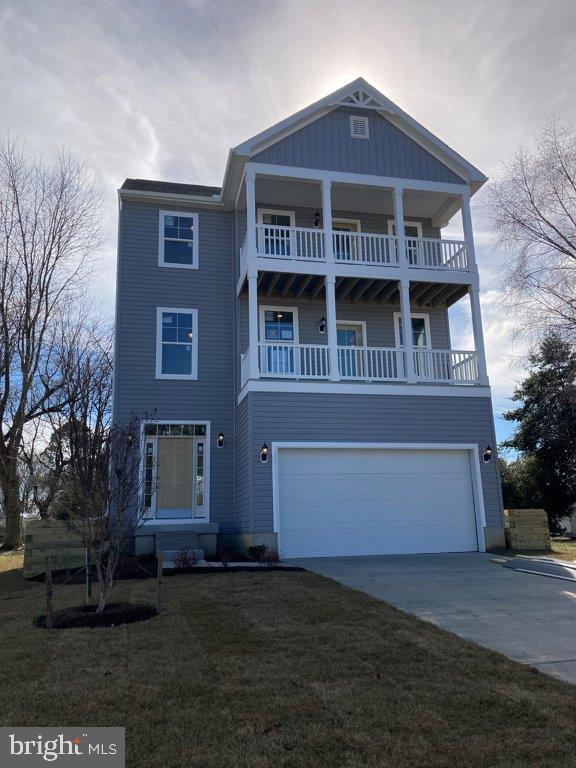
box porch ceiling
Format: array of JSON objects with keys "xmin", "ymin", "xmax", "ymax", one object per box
[{"xmin": 243, "ymin": 272, "xmax": 468, "ymax": 308}]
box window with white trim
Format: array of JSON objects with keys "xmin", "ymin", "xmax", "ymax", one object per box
[
  {"xmin": 159, "ymin": 210, "xmax": 199, "ymax": 268},
  {"xmin": 156, "ymin": 307, "xmax": 198, "ymax": 379}
]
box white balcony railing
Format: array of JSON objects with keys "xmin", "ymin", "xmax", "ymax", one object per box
[
  {"xmin": 249, "ymin": 344, "xmax": 479, "ymax": 384},
  {"xmin": 258, "ymin": 343, "xmax": 331, "ymax": 378},
  {"xmin": 333, "ymin": 232, "xmax": 398, "ymax": 266},
  {"xmin": 406, "ymin": 237, "xmax": 469, "ymax": 270},
  {"xmin": 338, "ymin": 346, "xmax": 405, "ymax": 381},
  {"xmin": 255, "ymin": 225, "xmax": 325, "ymax": 261},
  {"xmin": 413, "ymin": 349, "xmax": 479, "ymax": 383},
  {"xmin": 245, "ymin": 225, "xmax": 469, "ymax": 272}
]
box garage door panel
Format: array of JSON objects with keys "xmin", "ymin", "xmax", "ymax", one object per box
[{"xmin": 277, "ymin": 448, "xmax": 478, "ymax": 558}]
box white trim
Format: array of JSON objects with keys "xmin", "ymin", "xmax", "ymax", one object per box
[
  {"xmin": 120, "ymin": 188, "xmax": 223, "ymax": 208},
  {"xmin": 337, "ymin": 320, "xmax": 367, "ymax": 346},
  {"xmin": 350, "ymin": 114, "xmax": 369, "ymax": 139},
  {"xmin": 271, "ymin": 441, "xmax": 487, "ymax": 556},
  {"xmin": 257, "ymin": 208, "xmax": 296, "ymax": 226},
  {"xmin": 246, "ymin": 161, "xmax": 467, "ymax": 195},
  {"xmin": 139, "ymin": 420, "xmax": 211, "ymax": 521},
  {"xmin": 158, "ymin": 210, "xmax": 199, "ymax": 270},
  {"xmin": 332, "ymin": 218, "xmax": 362, "ymax": 232},
  {"xmin": 387, "ymin": 219, "xmax": 424, "ymax": 238},
  {"xmin": 155, "ymin": 307, "xmax": 199, "ymax": 380},
  {"xmin": 259, "ymin": 304, "xmax": 300, "ymax": 345},
  {"xmin": 393, "ymin": 312, "xmax": 431, "ymax": 349},
  {"xmin": 237, "ymin": 378, "xmax": 492, "ymax": 401}
]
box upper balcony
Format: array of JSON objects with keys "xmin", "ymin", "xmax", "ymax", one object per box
[
  {"xmin": 240, "ymin": 225, "xmax": 469, "ymax": 274},
  {"xmin": 237, "ymin": 162, "xmax": 478, "ymax": 289}
]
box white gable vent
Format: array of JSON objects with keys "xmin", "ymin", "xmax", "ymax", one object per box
[{"xmin": 350, "ymin": 115, "xmax": 369, "ymax": 139}]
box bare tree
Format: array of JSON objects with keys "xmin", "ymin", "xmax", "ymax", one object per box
[
  {"xmin": 0, "ymin": 136, "xmax": 103, "ymax": 548},
  {"xmin": 486, "ymin": 116, "xmax": 576, "ymax": 342}
]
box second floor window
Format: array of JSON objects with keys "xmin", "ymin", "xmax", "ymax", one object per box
[
  {"xmin": 159, "ymin": 210, "xmax": 199, "ymax": 268},
  {"xmin": 156, "ymin": 307, "xmax": 198, "ymax": 379}
]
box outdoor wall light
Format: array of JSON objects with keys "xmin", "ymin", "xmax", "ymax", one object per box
[
  {"xmin": 313, "ymin": 210, "xmax": 320, "ymax": 228},
  {"xmin": 318, "ymin": 315, "xmax": 326, "ymax": 334},
  {"xmin": 260, "ymin": 443, "xmax": 269, "ymax": 463},
  {"xmin": 483, "ymin": 444, "xmax": 493, "ymax": 463},
  {"xmin": 217, "ymin": 431, "xmax": 224, "ymax": 449}
]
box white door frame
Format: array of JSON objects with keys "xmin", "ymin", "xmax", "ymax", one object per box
[
  {"xmin": 140, "ymin": 420, "xmax": 211, "ymax": 522},
  {"xmin": 271, "ymin": 442, "xmax": 487, "ymax": 556},
  {"xmin": 393, "ymin": 312, "xmax": 431, "ymax": 349},
  {"xmin": 259, "ymin": 305, "xmax": 300, "ymax": 344},
  {"xmin": 336, "ymin": 320, "xmax": 367, "ymax": 346}
]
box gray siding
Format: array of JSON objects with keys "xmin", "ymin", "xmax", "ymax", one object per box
[
  {"xmin": 234, "ymin": 395, "xmax": 251, "ymax": 533},
  {"xmin": 114, "ymin": 200, "xmax": 236, "ymax": 532},
  {"xmin": 253, "ymin": 107, "xmax": 465, "ymax": 184},
  {"xmin": 238, "ymin": 296, "xmax": 451, "ymax": 355},
  {"xmin": 247, "ymin": 392, "xmax": 503, "ymax": 533}
]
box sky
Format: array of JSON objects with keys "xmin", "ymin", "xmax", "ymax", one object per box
[{"xmin": 1, "ymin": 0, "xmax": 575, "ymax": 444}]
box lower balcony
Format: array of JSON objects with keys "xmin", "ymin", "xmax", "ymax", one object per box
[{"xmin": 241, "ymin": 344, "xmax": 480, "ymax": 386}]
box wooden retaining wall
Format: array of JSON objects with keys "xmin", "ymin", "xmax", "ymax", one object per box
[
  {"xmin": 504, "ymin": 508, "xmax": 551, "ymax": 551},
  {"xmin": 23, "ymin": 519, "xmax": 87, "ymax": 578}
]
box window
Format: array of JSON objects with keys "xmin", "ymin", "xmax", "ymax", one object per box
[
  {"xmin": 350, "ymin": 115, "xmax": 369, "ymax": 139},
  {"xmin": 394, "ymin": 313, "xmax": 431, "ymax": 349},
  {"xmin": 156, "ymin": 307, "xmax": 198, "ymax": 379},
  {"xmin": 159, "ymin": 210, "xmax": 199, "ymax": 268}
]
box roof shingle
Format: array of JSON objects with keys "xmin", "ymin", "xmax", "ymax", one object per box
[{"xmin": 121, "ymin": 178, "xmax": 221, "ymax": 197}]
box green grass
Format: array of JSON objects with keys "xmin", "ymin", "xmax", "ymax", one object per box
[
  {"xmin": 509, "ymin": 536, "xmax": 576, "ymax": 562},
  {"xmin": 1, "ymin": 554, "xmax": 576, "ymax": 767}
]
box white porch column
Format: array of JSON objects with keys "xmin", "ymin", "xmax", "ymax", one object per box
[
  {"xmin": 248, "ymin": 268, "xmax": 259, "ymax": 380},
  {"xmin": 393, "ymin": 187, "xmax": 407, "ymax": 267},
  {"xmin": 469, "ymin": 284, "xmax": 489, "ymax": 385},
  {"xmin": 321, "ymin": 180, "xmax": 334, "ymax": 264},
  {"xmin": 325, "ymin": 275, "xmax": 340, "ymax": 381},
  {"xmin": 460, "ymin": 187, "xmax": 477, "ymax": 271},
  {"xmin": 399, "ymin": 279, "xmax": 416, "ymax": 383},
  {"xmin": 245, "ymin": 169, "xmax": 257, "ymax": 255}
]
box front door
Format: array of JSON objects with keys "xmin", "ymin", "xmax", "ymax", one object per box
[
  {"xmin": 156, "ymin": 436, "xmax": 207, "ymax": 518},
  {"xmin": 259, "ymin": 211, "xmax": 294, "ymax": 257},
  {"xmin": 388, "ymin": 222, "xmax": 422, "ymax": 265},
  {"xmin": 337, "ymin": 322, "xmax": 364, "ymax": 378}
]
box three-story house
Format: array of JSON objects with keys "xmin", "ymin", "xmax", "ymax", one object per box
[{"xmin": 113, "ymin": 78, "xmax": 504, "ymax": 559}]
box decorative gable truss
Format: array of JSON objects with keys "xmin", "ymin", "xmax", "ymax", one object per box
[{"xmin": 333, "ymin": 87, "xmax": 392, "ymax": 112}]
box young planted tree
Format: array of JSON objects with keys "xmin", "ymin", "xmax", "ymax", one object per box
[
  {"xmin": 486, "ymin": 116, "xmax": 576, "ymax": 342},
  {"xmin": 503, "ymin": 333, "xmax": 576, "ymax": 523},
  {"xmin": 57, "ymin": 331, "xmax": 153, "ymax": 612},
  {"xmin": 0, "ymin": 136, "xmax": 103, "ymax": 548}
]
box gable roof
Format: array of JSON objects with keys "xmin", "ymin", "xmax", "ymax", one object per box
[{"xmin": 227, "ymin": 77, "xmax": 486, "ymax": 192}]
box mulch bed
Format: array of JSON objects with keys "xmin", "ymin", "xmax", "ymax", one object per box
[
  {"xmin": 34, "ymin": 602, "xmax": 157, "ymax": 629},
  {"xmin": 164, "ymin": 565, "xmax": 305, "ymax": 576}
]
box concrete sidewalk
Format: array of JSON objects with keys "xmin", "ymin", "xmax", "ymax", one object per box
[{"xmin": 291, "ymin": 553, "xmax": 576, "ymax": 684}]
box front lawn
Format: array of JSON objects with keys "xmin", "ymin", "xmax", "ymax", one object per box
[{"xmin": 1, "ymin": 556, "xmax": 575, "ymax": 767}]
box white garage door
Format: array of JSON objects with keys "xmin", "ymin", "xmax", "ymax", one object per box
[{"xmin": 277, "ymin": 447, "xmax": 479, "ymax": 558}]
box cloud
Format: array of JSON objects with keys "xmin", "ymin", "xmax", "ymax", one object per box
[{"xmin": 1, "ymin": 0, "xmax": 574, "ymax": 416}]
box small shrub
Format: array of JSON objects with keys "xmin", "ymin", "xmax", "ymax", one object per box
[
  {"xmin": 247, "ymin": 544, "xmax": 269, "ymax": 563},
  {"xmin": 218, "ymin": 547, "xmax": 235, "ymax": 568},
  {"xmin": 172, "ymin": 547, "xmax": 198, "ymax": 569},
  {"xmin": 261, "ymin": 548, "xmax": 280, "ymax": 568}
]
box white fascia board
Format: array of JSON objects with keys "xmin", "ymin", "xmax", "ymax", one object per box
[
  {"xmin": 237, "ymin": 379, "xmax": 492, "ymax": 403},
  {"xmin": 118, "ymin": 188, "xmax": 228, "ymax": 210}
]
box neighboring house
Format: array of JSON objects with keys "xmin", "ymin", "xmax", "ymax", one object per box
[{"xmin": 113, "ymin": 78, "xmax": 505, "ymax": 559}]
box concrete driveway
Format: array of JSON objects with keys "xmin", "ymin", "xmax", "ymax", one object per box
[{"xmin": 292, "ymin": 553, "xmax": 576, "ymax": 684}]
